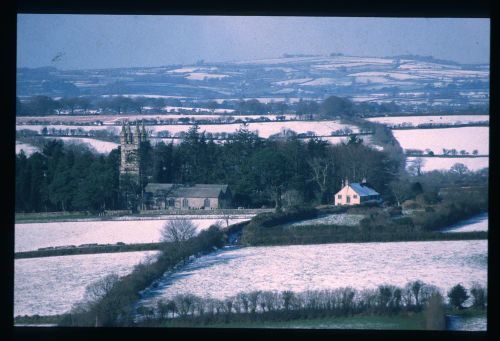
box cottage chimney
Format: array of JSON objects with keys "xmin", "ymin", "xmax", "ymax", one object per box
[
  {"xmin": 341, "ymin": 179, "xmax": 344, "ymax": 188},
  {"xmin": 345, "ymin": 178, "xmax": 349, "ymax": 186},
  {"xmin": 362, "ymin": 177, "xmax": 367, "ymax": 184}
]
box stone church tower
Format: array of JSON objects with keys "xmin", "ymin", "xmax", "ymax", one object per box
[{"xmin": 119, "ymin": 121, "xmax": 148, "ymax": 186}]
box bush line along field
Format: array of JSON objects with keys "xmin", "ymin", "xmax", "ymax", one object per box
[
  {"xmin": 14, "ymin": 242, "xmax": 163, "ymax": 259},
  {"xmin": 57, "ymin": 226, "xmax": 225, "ymax": 326},
  {"xmin": 134, "ymin": 281, "xmax": 485, "ymax": 329},
  {"xmin": 240, "ymin": 189, "xmax": 487, "ymax": 246}
]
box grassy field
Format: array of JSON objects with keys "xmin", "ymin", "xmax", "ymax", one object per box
[{"xmin": 158, "ymin": 313, "xmax": 427, "ymax": 330}]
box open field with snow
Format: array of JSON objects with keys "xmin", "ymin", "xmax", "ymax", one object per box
[
  {"xmin": 138, "ymin": 239, "xmax": 487, "ymax": 308},
  {"xmin": 16, "ymin": 141, "xmax": 39, "ymax": 156},
  {"xmin": 393, "ymin": 127, "xmax": 489, "ymax": 155},
  {"xmin": 406, "ymin": 156, "xmax": 489, "ymax": 172},
  {"xmin": 42, "ymin": 136, "xmax": 119, "ymax": 153},
  {"xmin": 17, "ymin": 120, "xmax": 358, "ymax": 139},
  {"xmin": 367, "ymin": 115, "xmax": 489, "ymax": 126},
  {"xmin": 14, "ymin": 251, "xmax": 159, "ymax": 316},
  {"xmin": 287, "ymin": 213, "xmax": 365, "ymax": 227},
  {"xmin": 442, "ymin": 213, "xmax": 488, "ymax": 233},
  {"xmin": 15, "ymin": 217, "xmax": 249, "ymax": 252},
  {"xmin": 16, "ymin": 113, "xmax": 298, "ymax": 125}
]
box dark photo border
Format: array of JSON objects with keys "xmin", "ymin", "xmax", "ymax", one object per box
[{"xmin": 5, "ymin": 1, "xmax": 495, "ymax": 340}]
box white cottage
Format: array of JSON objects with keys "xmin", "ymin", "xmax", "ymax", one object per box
[{"xmin": 334, "ymin": 179, "xmax": 381, "ymax": 206}]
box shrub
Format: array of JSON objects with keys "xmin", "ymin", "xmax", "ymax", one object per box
[
  {"xmin": 470, "ymin": 283, "xmax": 487, "ymax": 309},
  {"xmin": 161, "ymin": 220, "xmax": 197, "ymax": 243},
  {"xmin": 387, "ymin": 206, "xmax": 402, "ymax": 217}
]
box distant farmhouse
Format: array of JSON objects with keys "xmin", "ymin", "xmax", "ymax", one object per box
[
  {"xmin": 334, "ymin": 179, "xmax": 381, "ymax": 206},
  {"xmin": 119, "ymin": 121, "xmax": 232, "ymax": 210}
]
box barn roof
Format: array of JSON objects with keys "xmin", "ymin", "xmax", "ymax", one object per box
[
  {"xmin": 348, "ymin": 183, "xmax": 380, "ymax": 196},
  {"xmin": 145, "ymin": 183, "xmax": 229, "ymax": 198}
]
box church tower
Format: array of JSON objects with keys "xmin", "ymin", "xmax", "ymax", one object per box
[{"xmin": 119, "ymin": 120, "xmax": 147, "ymax": 186}]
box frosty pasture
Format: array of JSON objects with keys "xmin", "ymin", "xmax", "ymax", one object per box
[
  {"xmin": 15, "ymin": 217, "xmax": 249, "ymax": 252},
  {"xmin": 43, "ymin": 136, "xmax": 119, "ymax": 153},
  {"xmin": 441, "ymin": 213, "xmax": 488, "ymax": 233},
  {"xmin": 138, "ymin": 239, "xmax": 487, "ymax": 307},
  {"xmin": 393, "ymin": 127, "xmax": 489, "ymax": 155},
  {"xmin": 406, "ymin": 156, "xmax": 489, "ymax": 172},
  {"xmin": 367, "ymin": 115, "xmax": 489, "ymax": 126},
  {"xmin": 15, "ymin": 141, "xmax": 39, "ymax": 156},
  {"xmin": 287, "ymin": 213, "xmax": 365, "ymax": 227},
  {"xmin": 16, "ymin": 120, "xmax": 358, "ymax": 138},
  {"xmin": 14, "ymin": 251, "xmax": 159, "ymax": 316}
]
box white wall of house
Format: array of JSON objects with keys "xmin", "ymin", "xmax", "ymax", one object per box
[{"xmin": 334, "ymin": 185, "xmax": 362, "ymax": 206}]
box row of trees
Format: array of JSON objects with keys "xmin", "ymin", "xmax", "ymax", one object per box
[
  {"xmin": 133, "ymin": 282, "xmax": 486, "ymax": 326},
  {"xmin": 16, "ymin": 94, "xmax": 400, "ymax": 117},
  {"xmin": 16, "ymin": 95, "xmax": 155, "ymax": 116}
]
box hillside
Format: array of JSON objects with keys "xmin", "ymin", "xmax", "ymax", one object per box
[{"xmin": 17, "ymin": 54, "xmax": 489, "ymax": 111}]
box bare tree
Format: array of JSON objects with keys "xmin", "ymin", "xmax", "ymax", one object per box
[
  {"xmin": 450, "ymin": 163, "xmax": 469, "ymax": 176},
  {"xmin": 83, "ymin": 273, "xmax": 120, "ymax": 305},
  {"xmin": 389, "ymin": 180, "xmax": 411, "ymax": 207},
  {"xmin": 161, "ymin": 219, "xmax": 197, "ymax": 243},
  {"xmin": 308, "ymin": 156, "xmax": 334, "ymax": 203},
  {"xmin": 407, "ymin": 157, "xmax": 426, "ymax": 176}
]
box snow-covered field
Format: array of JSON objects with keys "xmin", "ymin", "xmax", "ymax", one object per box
[
  {"xmin": 367, "ymin": 115, "xmax": 489, "ymax": 126},
  {"xmin": 15, "ymin": 217, "xmax": 249, "ymax": 252},
  {"xmin": 16, "ymin": 141, "xmax": 39, "ymax": 156},
  {"xmin": 287, "ymin": 214, "xmax": 365, "ymax": 227},
  {"xmin": 42, "ymin": 136, "xmax": 119, "ymax": 153},
  {"xmin": 14, "ymin": 251, "xmax": 159, "ymax": 316},
  {"xmin": 140, "ymin": 120, "xmax": 359, "ymax": 138},
  {"xmin": 441, "ymin": 213, "xmax": 488, "ymax": 233},
  {"xmin": 406, "ymin": 156, "xmax": 489, "ymax": 172},
  {"xmin": 393, "ymin": 127, "xmax": 489, "ymax": 155},
  {"xmin": 16, "ymin": 120, "xmax": 356, "ymax": 139},
  {"xmin": 17, "ymin": 124, "xmax": 119, "ymax": 134},
  {"xmin": 138, "ymin": 239, "xmax": 487, "ymax": 307}
]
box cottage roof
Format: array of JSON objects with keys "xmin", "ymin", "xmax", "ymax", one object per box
[
  {"xmin": 145, "ymin": 183, "xmax": 229, "ymax": 198},
  {"xmin": 348, "ymin": 183, "xmax": 380, "ymax": 196}
]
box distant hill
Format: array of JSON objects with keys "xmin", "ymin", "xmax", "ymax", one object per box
[{"xmin": 16, "ymin": 54, "xmax": 489, "ymax": 109}]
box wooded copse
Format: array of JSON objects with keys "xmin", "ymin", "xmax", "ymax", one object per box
[{"xmin": 15, "ymin": 124, "xmax": 402, "ymax": 212}]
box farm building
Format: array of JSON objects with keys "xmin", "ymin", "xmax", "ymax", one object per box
[
  {"xmin": 334, "ymin": 179, "xmax": 381, "ymax": 206},
  {"xmin": 144, "ymin": 183, "xmax": 232, "ymax": 210}
]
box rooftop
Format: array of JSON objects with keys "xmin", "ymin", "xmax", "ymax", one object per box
[
  {"xmin": 145, "ymin": 183, "xmax": 229, "ymax": 198},
  {"xmin": 346, "ymin": 183, "xmax": 380, "ymax": 196}
]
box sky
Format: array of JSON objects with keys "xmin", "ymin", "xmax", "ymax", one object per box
[{"xmin": 17, "ymin": 15, "xmax": 490, "ymax": 70}]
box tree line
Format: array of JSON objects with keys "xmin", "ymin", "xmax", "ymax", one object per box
[
  {"xmin": 133, "ymin": 281, "xmax": 486, "ymax": 328},
  {"xmin": 16, "ymin": 94, "xmax": 401, "ymax": 117},
  {"xmin": 15, "ymin": 125, "xmax": 401, "ymax": 213}
]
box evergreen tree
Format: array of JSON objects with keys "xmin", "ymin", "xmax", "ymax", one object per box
[{"xmin": 447, "ymin": 284, "xmax": 469, "ymax": 309}]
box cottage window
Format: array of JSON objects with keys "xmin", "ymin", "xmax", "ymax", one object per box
[
  {"xmin": 337, "ymin": 195, "xmax": 342, "ymax": 199},
  {"xmin": 182, "ymin": 198, "xmax": 189, "ymax": 208},
  {"xmin": 168, "ymin": 198, "xmax": 175, "ymax": 207},
  {"xmin": 204, "ymin": 198, "xmax": 210, "ymax": 208},
  {"xmin": 353, "ymin": 194, "xmax": 357, "ymax": 199}
]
